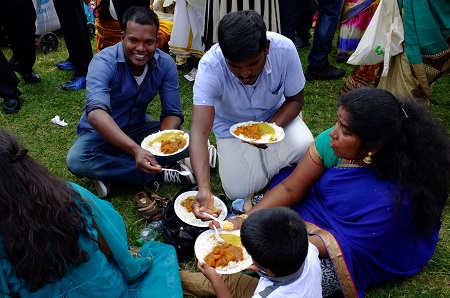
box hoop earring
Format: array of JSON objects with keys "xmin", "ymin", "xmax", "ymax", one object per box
[{"xmin": 363, "ymin": 152, "xmax": 373, "ymax": 164}]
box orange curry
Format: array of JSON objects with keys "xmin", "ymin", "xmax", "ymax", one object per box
[
  {"xmin": 180, "ymin": 196, "xmax": 195, "ymax": 213},
  {"xmin": 161, "ymin": 138, "xmax": 187, "ymax": 154},
  {"xmin": 204, "ymin": 242, "xmax": 244, "ymax": 268},
  {"xmin": 234, "ymin": 123, "xmax": 262, "ymax": 140}
]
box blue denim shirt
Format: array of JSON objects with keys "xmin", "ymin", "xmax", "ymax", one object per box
[
  {"xmin": 76, "ymin": 43, "xmax": 183, "ymax": 136},
  {"xmin": 193, "ymin": 32, "xmax": 305, "ymax": 138}
]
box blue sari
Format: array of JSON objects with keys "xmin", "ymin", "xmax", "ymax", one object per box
[
  {"xmin": 278, "ymin": 129, "xmax": 442, "ymax": 297},
  {"xmin": 293, "ymin": 167, "xmax": 440, "ymax": 296}
]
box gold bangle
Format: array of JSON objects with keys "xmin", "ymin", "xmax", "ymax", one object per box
[{"xmin": 238, "ymin": 214, "xmax": 248, "ymax": 219}]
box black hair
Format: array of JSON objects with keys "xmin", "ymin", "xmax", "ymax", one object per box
[
  {"xmin": 218, "ymin": 10, "xmax": 267, "ymax": 62},
  {"xmin": 123, "ymin": 5, "xmax": 159, "ymax": 32},
  {"xmin": 340, "ymin": 88, "xmax": 450, "ymax": 235},
  {"xmin": 0, "ymin": 129, "xmax": 94, "ymax": 292},
  {"xmin": 95, "ymin": 1, "xmax": 151, "ymax": 29},
  {"xmin": 241, "ymin": 207, "xmax": 308, "ymax": 277}
]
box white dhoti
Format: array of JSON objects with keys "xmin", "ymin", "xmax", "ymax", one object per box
[
  {"xmin": 169, "ymin": 0, "xmax": 205, "ymax": 65},
  {"xmin": 217, "ymin": 116, "xmax": 313, "ymax": 200}
]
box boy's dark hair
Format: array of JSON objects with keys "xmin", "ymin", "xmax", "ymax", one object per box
[
  {"xmin": 123, "ymin": 6, "xmax": 159, "ymax": 32},
  {"xmin": 241, "ymin": 207, "xmax": 308, "ymax": 277},
  {"xmin": 218, "ymin": 10, "xmax": 267, "ymax": 62}
]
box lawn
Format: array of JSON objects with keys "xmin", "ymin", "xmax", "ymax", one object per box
[{"xmin": 1, "ymin": 36, "xmax": 449, "ymax": 297}]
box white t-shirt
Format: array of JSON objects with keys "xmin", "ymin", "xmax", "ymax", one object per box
[{"xmin": 252, "ymin": 242, "xmax": 322, "ymax": 298}]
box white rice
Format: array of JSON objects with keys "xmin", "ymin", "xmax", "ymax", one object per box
[{"xmin": 146, "ymin": 141, "xmax": 165, "ymax": 155}]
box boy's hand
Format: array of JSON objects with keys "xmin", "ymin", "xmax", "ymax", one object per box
[
  {"xmin": 197, "ymin": 262, "xmax": 222, "ymax": 283},
  {"xmin": 198, "ymin": 262, "xmax": 234, "ymax": 298}
]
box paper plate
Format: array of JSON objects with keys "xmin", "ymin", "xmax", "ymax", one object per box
[
  {"xmin": 174, "ymin": 191, "xmax": 227, "ymax": 227},
  {"xmin": 195, "ymin": 229, "xmax": 253, "ymax": 274},
  {"xmin": 141, "ymin": 130, "xmax": 189, "ymax": 156},
  {"xmin": 230, "ymin": 121, "xmax": 285, "ymax": 144}
]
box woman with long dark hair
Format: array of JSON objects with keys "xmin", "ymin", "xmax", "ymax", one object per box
[
  {"xmin": 228, "ymin": 88, "xmax": 450, "ymax": 297},
  {"xmin": 0, "ymin": 129, "xmax": 182, "ymax": 297}
]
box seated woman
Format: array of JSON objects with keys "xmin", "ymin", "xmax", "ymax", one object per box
[
  {"xmin": 228, "ymin": 88, "xmax": 450, "ymax": 297},
  {"xmin": 0, "ymin": 129, "xmax": 182, "ymax": 297}
]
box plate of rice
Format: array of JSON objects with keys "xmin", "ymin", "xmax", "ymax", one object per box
[
  {"xmin": 174, "ymin": 191, "xmax": 227, "ymax": 227},
  {"xmin": 141, "ymin": 130, "xmax": 189, "ymax": 156},
  {"xmin": 195, "ymin": 229, "xmax": 253, "ymax": 274},
  {"xmin": 230, "ymin": 121, "xmax": 285, "ymax": 144}
]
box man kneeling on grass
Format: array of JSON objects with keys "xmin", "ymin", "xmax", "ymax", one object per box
[{"xmin": 67, "ymin": 6, "xmax": 194, "ymax": 198}]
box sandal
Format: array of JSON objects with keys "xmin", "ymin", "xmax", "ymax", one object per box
[
  {"xmin": 143, "ymin": 186, "xmax": 169, "ymax": 208},
  {"xmin": 134, "ymin": 190, "xmax": 169, "ymax": 222}
]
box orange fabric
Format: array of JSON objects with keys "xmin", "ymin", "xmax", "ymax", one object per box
[
  {"xmin": 95, "ymin": 15, "xmax": 173, "ymax": 53},
  {"xmin": 95, "ymin": 16, "xmax": 122, "ymax": 52},
  {"xmin": 157, "ymin": 29, "xmax": 170, "ymax": 53},
  {"xmin": 159, "ymin": 19, "xmax": 173, "ymax": 36}
]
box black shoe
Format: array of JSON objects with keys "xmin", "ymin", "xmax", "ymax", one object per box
[
  {"xmin": 336, "ymin": 55, "xmax": 349, "ymax": 63},
  {"xmin": 20, "ymin": 71, "xmax": 41, "ymax": 83},
  {"xmin": 305, "ymin": 65, "xmax": 345, "ymax": 80},
  {"xmin": 3, "ymin": 98, "xmax": 20, "ymax": 114},
  {"xmin": 295, "ymin": 36, "xmax": 309, "ymax": 50}
]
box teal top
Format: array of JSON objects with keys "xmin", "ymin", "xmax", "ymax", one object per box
[
  {"xmin": 0, "ymin": 183, "xmax": 183, "ymax": 298},
  {"xmin": 314, "ymin": 127, "xmax": 341, "ymax": 168},
  {"xmin": 398, "ymin": 0, "xmax": 450, "ymax": 64}
]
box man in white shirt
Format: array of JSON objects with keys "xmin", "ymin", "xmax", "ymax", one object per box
[{"xmin": 189, "ymin": 10, "xmax": 313, "ymax": 219}]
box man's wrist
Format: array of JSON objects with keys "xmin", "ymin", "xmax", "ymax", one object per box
[{"xmin": 238, "ymin": 214, "xmax": 248, "ymax": 219}]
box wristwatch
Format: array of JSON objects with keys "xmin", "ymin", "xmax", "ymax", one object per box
[{"xmin": 238, "ymin": 214, "xmax": 249, "ymax": 219}]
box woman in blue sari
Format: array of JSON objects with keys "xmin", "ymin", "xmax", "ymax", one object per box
[
  {"xmin": 0, "ymin": 129, "xmax": 183, "ymax": 297},
  {"xmin": 229, "ymin": 88, "xmax": 450, "ymax": 297}
]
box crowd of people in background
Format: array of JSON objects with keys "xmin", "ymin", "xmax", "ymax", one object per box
[{"xmin": 1, "ymin": 1, "xmax": 450, "ymax": 297}]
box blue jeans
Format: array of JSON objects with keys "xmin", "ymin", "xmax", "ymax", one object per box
[
  {"xmin": 66, "ymin": 122, "xmax": 189, "ymax": 185},
  {"xmin": 308, "ymin": 0, "xmax": 344, "ymax": 69}
]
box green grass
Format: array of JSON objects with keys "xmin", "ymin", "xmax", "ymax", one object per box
[{"xmin": 1, "ymin": 37, "xmax": 449, "ymax": 297}]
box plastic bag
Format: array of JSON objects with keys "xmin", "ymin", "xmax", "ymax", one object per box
[
  {"xmin": 347, "ymin": 0, "xmax": 404, "ymax": 74},
  {"xmin": 33, "ymin": 0, "xmax": 60, "ymax": 35}
]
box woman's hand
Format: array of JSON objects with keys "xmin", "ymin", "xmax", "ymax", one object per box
[{"xmin": 225, "ymin": 216, "xmax": 246, "ymax": 230}]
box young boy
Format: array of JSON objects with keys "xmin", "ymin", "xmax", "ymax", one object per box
[{"xmin": 180, "ymin": 207, "xmax": 322, "ymax": 297}]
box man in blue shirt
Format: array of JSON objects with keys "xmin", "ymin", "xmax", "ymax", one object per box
[
  {"xmin": 67, "ymin": 6, "xmax": 192, "ymax": 197},
  {"xmin": 190, "ymin": 11, "xmax": 313, "ymax": 219}
]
